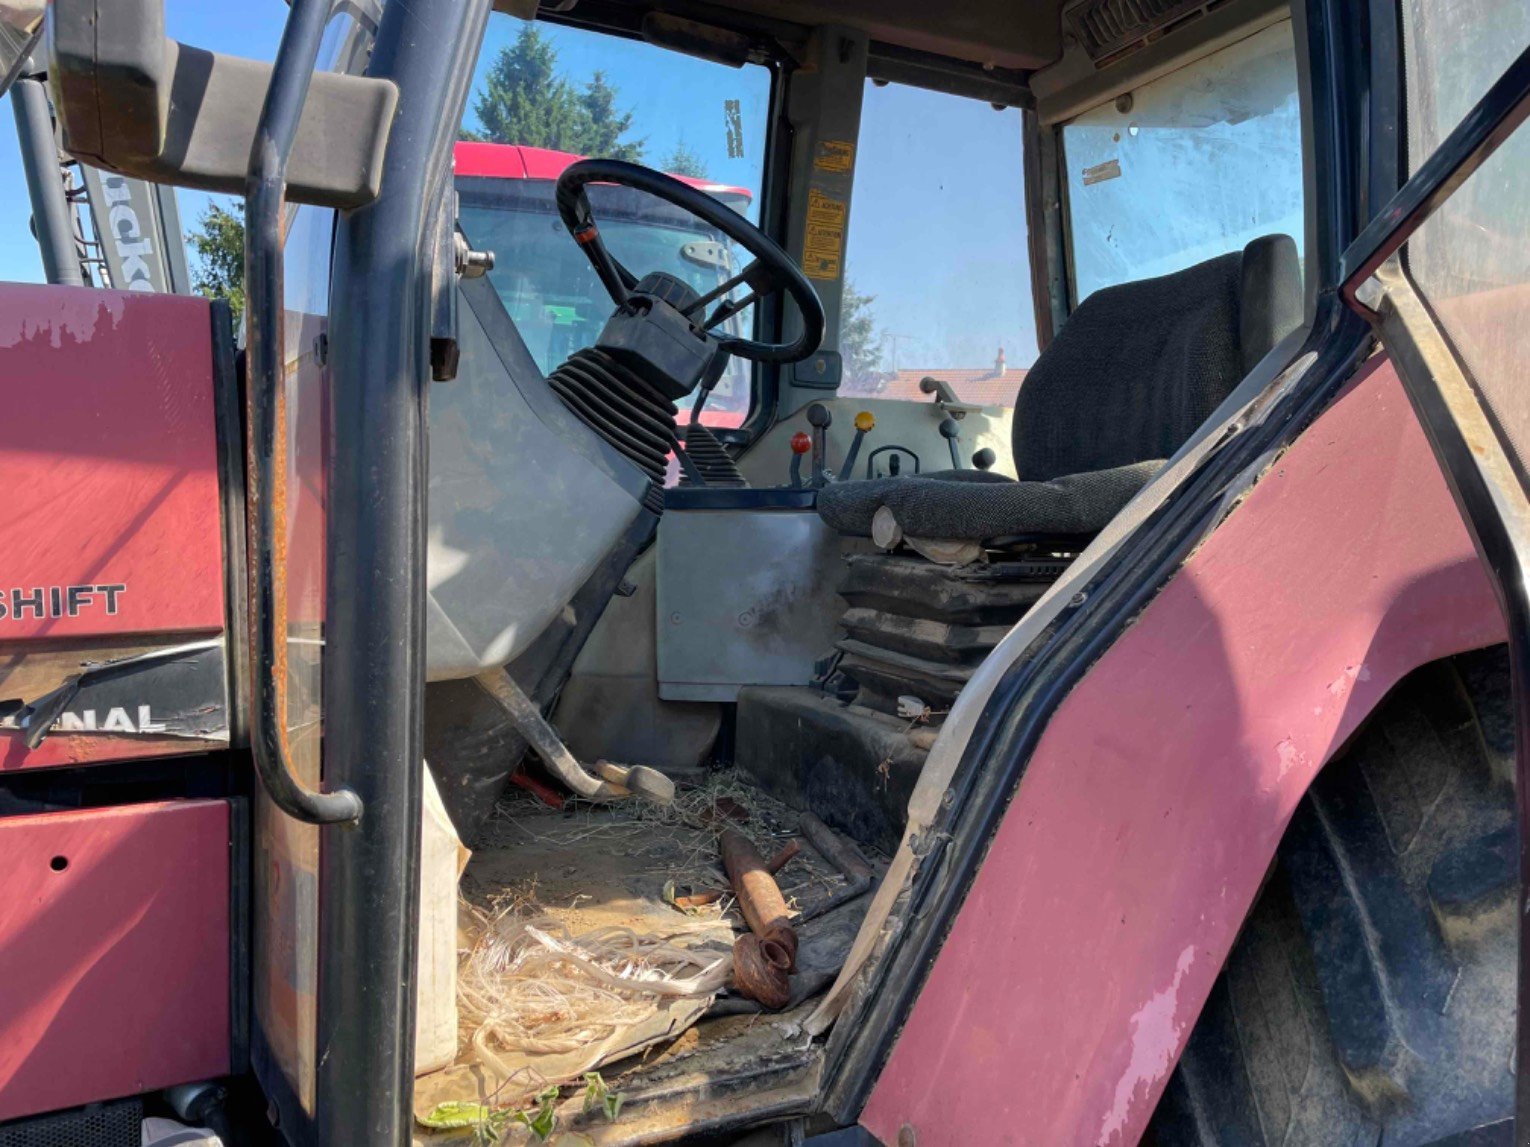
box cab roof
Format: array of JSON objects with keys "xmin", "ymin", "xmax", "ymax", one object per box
[{"xmin": 689, "ymin": 0, "xmax": 1065, "ymax": 70}]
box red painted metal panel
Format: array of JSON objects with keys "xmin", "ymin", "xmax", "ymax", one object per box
[
  {"xmin": 0, "ymin": 285, "xmax": 225, "ymax": 641},
  {"xmin": 1, "ymin": 725, "xmax": 222, "ymax": 773},
  {"xmin": 453, "ymin": 141, "xmax": 753, "ymax": 200},
  {"xmin": 861, "ymin": 358, "xmax": 1505, "ymax": 1145},
  {"xmin": 0, "ymin": 799, "xmax": 231, "ymax": 1122}
]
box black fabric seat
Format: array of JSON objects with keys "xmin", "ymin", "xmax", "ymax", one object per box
[{"xmin": 817, "ymin": 235, "xmax": 1303, "ymax": 541}]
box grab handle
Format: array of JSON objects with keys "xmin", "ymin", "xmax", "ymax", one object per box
[{"xmin": 243, "ymin": 0, "xmax": 362, "ymax": 826}]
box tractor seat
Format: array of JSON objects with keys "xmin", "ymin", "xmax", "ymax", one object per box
[{"xmin": 817, "ymin": 235, "xmax": 1303, "ymax": 543}]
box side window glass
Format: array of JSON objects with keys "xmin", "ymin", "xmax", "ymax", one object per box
[
  {"xmin": 457, "ymin": 16, "xmax": 771, "ymax": 433},
  {"xmin": 1401, "ymin": 0, "xmax": 1530, "ymax": 464},
  {"xmin": 1061, "ymin": 21, "xmax": 1304, "ymax": 303},
  {"xmin": 839, "ymin": 81, "xmax": 1035, "ymax": 409}
]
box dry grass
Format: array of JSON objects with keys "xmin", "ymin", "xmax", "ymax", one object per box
[{"xmin": 452, "ymin": 768, "xmax": 869, "ymax": 1100}]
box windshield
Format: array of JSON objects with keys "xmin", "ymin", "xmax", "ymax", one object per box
[{"xmin": 458, "ymin": 175, "xmax": 755, "ymax": 423}]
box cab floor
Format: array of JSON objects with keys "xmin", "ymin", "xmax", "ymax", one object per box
[{"xmin": 413, "ymin": 773, "xmax": 876, "ymax": 1144}]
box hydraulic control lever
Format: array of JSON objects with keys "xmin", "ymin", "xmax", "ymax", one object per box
[
  {"xmin": 789, "ymin": 431, "xmax": 811, "ymax": 488},
  {"xmin": 841, "ymin": 410, "xmax": 874, "ymax": 478},
  {"xmin": 806, "ymin": 402, "xmax": 832, "ymax": 486},
  {"xmin": 939, "ymin": 416, "xmax": 963, "ymax": 469}
]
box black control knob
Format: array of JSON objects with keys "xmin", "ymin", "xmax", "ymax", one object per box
[
  {"xmin": 972, "ymin": 447, "xmax": 997, "ymax": 471},
  {"xmin": 807, "ymin": 403, "xmax": 832, "ymax": 428}
]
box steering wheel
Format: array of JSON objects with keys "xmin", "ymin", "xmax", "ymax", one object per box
[{"xmin": 555, "ymin": 158, "xmax": 825, "ymax": 364}]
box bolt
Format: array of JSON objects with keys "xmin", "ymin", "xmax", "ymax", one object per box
[
  {"xmin": 1070, "ymin": 591, "xmax": 1088, "ymax": 607},
  {"xmin": 669, "ymin": 611, "xmax": 682, "ymax": 625}
]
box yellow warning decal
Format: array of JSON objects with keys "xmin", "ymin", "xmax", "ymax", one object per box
[
  {"xmin": 802, "ymin": 189, "xmax": 847, "ymax": 280},
  {"xmin": 814, "ymin": 139, "xmax": 855, "ymax": 173}
]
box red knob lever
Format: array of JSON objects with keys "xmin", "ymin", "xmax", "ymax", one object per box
[{"xmin": 790, "ymin": 431, "xmax": 812, "ymax": 455}]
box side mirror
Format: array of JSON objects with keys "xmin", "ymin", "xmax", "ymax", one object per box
[{"xmin": 45, "ymin": 0, "xmax": 397, "ymax": 209}]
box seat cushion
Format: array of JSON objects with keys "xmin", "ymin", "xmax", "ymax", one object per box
[
  {"xmin": 816, "ymin": 469, "xmax": 1011, "ymax": 536},
  {"xmin": 816, "ymin": 459, "xmax": 1162, "ymax": 540}
]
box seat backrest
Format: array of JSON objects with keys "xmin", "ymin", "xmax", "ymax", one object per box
[{"xmin": 1012, "ymin": 234, "xmax": 1302, "ymax": 481}]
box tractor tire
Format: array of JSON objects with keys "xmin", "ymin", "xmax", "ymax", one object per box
[{"xmin": 1145, "ymin": 648, "xmax": 1518, "ymax": 1146}]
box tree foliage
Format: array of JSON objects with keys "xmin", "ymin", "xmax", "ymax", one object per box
[
  {"xmin": 661, "ymin": 142, "xmax": 707, "ymax": 179},
  {"xmin": 187, "ymin": 200, "xmax": 245, "ymax": 327},
  {"xmin": 464, "ymin": 25, "xmax": 644, "ymax": 160},
  {"xmin": 840, "ymin": 279, "xmax": 884, "ymax": 391}
]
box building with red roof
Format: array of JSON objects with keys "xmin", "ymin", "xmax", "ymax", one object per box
[{"xmin": 840, "ymin": 348, "xmax": 1028, "ymax": 408}]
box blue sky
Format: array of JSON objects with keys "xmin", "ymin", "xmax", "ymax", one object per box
[
  {"xmin": 468, "ymin": 17, "xmax": 773, "ymax": 212},
  {"xmin": 0, "ymin": 2, "xmax": 284, "ymax": 284},
  {"xmin": 0, "ymin": 5, "xmax": 1039, "ymax": 369}
]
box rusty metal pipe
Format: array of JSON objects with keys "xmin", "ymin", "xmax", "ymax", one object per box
[
  {"xmin": 799, "ymin": 813, "xmax": 873, "ymax": 880},
  {"xmin": 731, "ymin": 933, "xmax": 791, "ymax": 1010},
  {"xmin": 720, "ymin": 827, "xmax": 798, "ymax": 970},
  {"xmin": 798, "ymin": 813, "xmax": 876, "ymax": 924},
  {"xmin": 765, "ymin": 838, "xmax": 801, "ymax": 875}
]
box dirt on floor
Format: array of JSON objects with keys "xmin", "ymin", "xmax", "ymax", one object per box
[{"xmin": 413, "ymin": 770, "xmax": 880, "ymax": 1145}]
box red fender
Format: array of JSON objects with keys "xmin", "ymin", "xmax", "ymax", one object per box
[{"xmin": 862, "ymin": 356, "xmax": 1504, "ymax": 1145}]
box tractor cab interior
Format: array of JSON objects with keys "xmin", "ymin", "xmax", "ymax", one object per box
[
  {"xmin": 380, "ymin": 0, "xmax": 1311, "ymax": 1128},
  {"xmin": 422, "ymin": 0, "xmax": 1306, "ymax": 816}
]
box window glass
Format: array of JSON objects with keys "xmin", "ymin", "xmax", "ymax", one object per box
[
  {"xmin": 1403, "ymin": 0, "xmax": 1530, "ymax": 171},
  {"xmin": 459, "ymin": 180, "xmax": 757, "ymax": 425},
  {"xmin": 1403, "ymin": 1, "xmax": 1530, "ymax": 470},
  {"xmin": 839, "ymin": 81, "xmax": 1035, "ymax": 408},
  {"xmin": 458, "ymin": 16, "xmax": 770, "ymax": 429},
  {"xmin": 1062, "ymin": 21, "xmax": 1303, "ymax": 303}
]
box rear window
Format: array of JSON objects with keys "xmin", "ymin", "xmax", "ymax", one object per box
[{"xmin": 1061, "ymin": 21, "xmax": 1304, "ymax": 303}]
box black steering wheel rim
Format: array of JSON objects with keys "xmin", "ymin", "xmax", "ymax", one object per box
[{"xmin": 555, "ymin": 157, "xmax": 826, "ymax": 365}]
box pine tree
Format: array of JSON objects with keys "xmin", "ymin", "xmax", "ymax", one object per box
[
  {"xmin": 840, "ymin": 280, "xmax": 884, "ymax": 392},
  {"xmin": 580, "ymin": 72, "xmax": 645, "ymax": 160},
  {"xmin": 466, "ymin": 26, "xmax": 644, "ymax": 160},
  {"xmin": 662, "ymin": 141, "xmax": 707, "ymax": 178}
]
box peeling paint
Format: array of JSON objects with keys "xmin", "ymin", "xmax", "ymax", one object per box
[
  {"xmin": 1326, "ymin": 662, "xmax": 1371, "ymax": 697},
  {"xmin": 1275, "ymin": 735, "xmax": 1306, "ymax": 780},
  {"xmin": 1097, "ymin": 945, "xmax": 1198, "ymax": 1145},
  {"xmin": 0, "ymin": 294, "xmax": 125, "ymax": 350}
]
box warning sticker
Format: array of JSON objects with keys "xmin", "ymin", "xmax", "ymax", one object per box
[
  {"xmin": 802, "ymin": 189, "xmax": 847, "ymax": 280},
  {"xmin": 814, "ymin": 139, "xmax": 855, "ymax": 173},
  {"xmin": 1082, "ymin": 158, "xmax": 1122, "ymax": 185}
]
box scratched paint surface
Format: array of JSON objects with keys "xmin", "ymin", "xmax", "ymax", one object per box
[
  {"xmin": 861, "ymin": 357, "xmax": 1504, "ymax": 1145},
  {"xmin": 0, "ymin": 285, "xmax": 227, "ymax": 769}
]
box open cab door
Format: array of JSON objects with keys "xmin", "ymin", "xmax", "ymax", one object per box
[{"xmin": 1338, "ymin": 34, "xmax": 1530, "ymax": 1126}]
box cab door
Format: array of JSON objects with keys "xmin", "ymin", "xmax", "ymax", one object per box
[{"xmin": 1337, "ymin": 12, "xmax": 1530, "ymax": 1132}]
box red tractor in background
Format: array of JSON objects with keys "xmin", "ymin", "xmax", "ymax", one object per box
[{"xmin": 0, "ymin": 0, "xmax": 1529, "ymax": 1145}]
